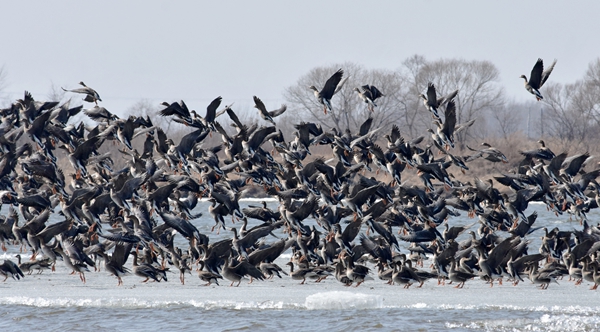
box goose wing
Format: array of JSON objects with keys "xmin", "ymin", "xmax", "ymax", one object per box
[
  {"xmin": 540, "ymin": 59, "xmax": 557, "ymax": 87},
  {"xmin": 321, "ymin": 69, "xmax": 344, "ymax": 99},
  {"xmin": 442, "ymin": 100, "xmax": 457, "ymax": 139},
  {"xmin": 268, "ymin": 104, "xmax": 287, "ymax": 118},
  {"xmin": 205, "ymin": 96, "xmax": 222, "ymax": 124},
  {"xmin": 358, "ymin": 116, "xmax": 373, "ymax": 136},
  {"xmin": 342, "ymin": 219, "xmax": 363, "ymax": 245},
  {"xmin": 253, "ymin": 96, "xmax": 271, "ymax": 119},
  {"xmin": 426, "ymin": 83, "xmax": 438, "ymax": 108},
  {"xmin": 528, "ymin": 59, "xmax": 544, "ymax": 89}
]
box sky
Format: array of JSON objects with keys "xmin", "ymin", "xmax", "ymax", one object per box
[{"xmin": 2, "ymin": 1, "xmax": 599, "ymax": 116}]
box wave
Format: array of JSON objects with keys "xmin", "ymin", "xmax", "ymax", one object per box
[
  {"xmin": 0, "ymin": 296, "xmax": 303, "ymax": 310},
  {"xmin": 305, "ymin": 291, "xmax": 382, "ymax": 310},
  {"xmin": 2, "ymin": 292, "xmax": 385, "ymax": 311},
  {"xmin": 445, "ymin": 314, "xmax": 600, "ymax": 332},
  {"xmin": 395, "ymin": 303, "xmax": 600, "ymax": 315}
]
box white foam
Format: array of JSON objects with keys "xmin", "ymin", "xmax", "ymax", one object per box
[
  {"xmin": 536, "ymin": 314, "xmax": 600, "ymax": 331},
  {"xmin": 304, "ymin": 291, "xmax": 382, "ymax": 310},
  {"xmin": 434, "ymin": 304, "xmax": 600, "ymax": 315},
  {"xmin": 437, "ymin": 303, "xmax": 478, "ymax": 310},
  {"xmin": 0, "ymin": 296, "xmax": 183, "ymax": 308},
  {"xmin": 188, "ymin": 300, "xmax": 301, "ymax": 310},
  {"xmin": 445, "ymin": 314, "xmax": 600, "ymax": 332},
  {"xmin": 0, "ymin": 296, "xmax": 302, "ymax": 310}
]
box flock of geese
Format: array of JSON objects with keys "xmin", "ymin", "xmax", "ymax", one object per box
[{"xmin": 2, "ymin": 58, "xmax": 600, "ymax": 291}]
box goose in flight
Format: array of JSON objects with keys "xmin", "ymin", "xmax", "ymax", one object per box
[
  {"xmin": 62, "ymin": 82, "xmax": 102, "ymax": 105},
  {"xmin": 309, "ymin": 68, "xmax": 346, "ymax": 114},
  {"xmin": 520, "ymin": 58, "xmax": 557, "ymax": 101},
  {"xmin": 253, "ymin": 96, "xmax": 287, "ymax": 125},
  {"xmin": 420, "ymin": 83, "xmax": 457, "ymax": 120},
  {"xmin": 354, "ymin": 85, "xmax": 384, "ymax": 112}
]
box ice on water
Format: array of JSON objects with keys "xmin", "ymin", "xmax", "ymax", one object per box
[{"xmin": 305, "ymin": 291, "xmax": 382, "ymax": 310}]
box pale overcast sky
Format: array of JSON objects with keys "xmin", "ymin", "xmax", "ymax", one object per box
[{"xmin": 2, "ymin": 1, "xmax": 599, "ymax": 115}]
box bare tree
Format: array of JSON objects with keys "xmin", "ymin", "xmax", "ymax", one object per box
[
  {"xmin": 580, "ymin": 58, "xmax": 600, "ymax": 130},
  {"xmin": 490, "ymin": 103, "xmax": 521, "ymax": 140},
  {"xmin": 584, "ymin": 58, "xmax": 600, "ymax": 86},
  {"xmin": 543, "ymin": 81, "xmax": 592, "ymax": 143},
  {"xmin": 284, "ymin": 62, "xmax": 405, "ymax": 135},
  {"xmin": 398, "ymin": 55, "xmax": 443, "ymax": 138},
  {"xmin": 409, "ymin": 57, "xmax": 506, "ymax": 148},
  {"xmin": 47, "ymin": 81, "xmax": 66, "ymax": 102},
  {"xmin": 542, "ymin": 59, "xmax": 600, "ymax": 146},
  {"xmin": 127, "ymin": 99, "xmax": 170, "ymax": 131}
]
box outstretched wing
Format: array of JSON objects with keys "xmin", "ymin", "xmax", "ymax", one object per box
[{"xmin": 321, "ymin": 69, "xmax": 344, "ymax": 99}]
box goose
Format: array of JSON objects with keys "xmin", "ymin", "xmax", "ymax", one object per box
[
  {"xmin": 581, "ymin": 259, "xmax": 596, "ymax": 288},
  {"xmin": 57, "ymin": 245, "xmax": 90, "ymax": 284},
  {"xmin": 467, "ymin": 143, "xmax": 509, "ymax": 163},
  {"xmin": 448, "ymin": 258, "xmax": 476, "ymax": 288},
  {"xmin": 242, "ymin": 201, "xmax": 280, "ymax": 223},
  {"xmin": 222, "ymin": 256, "xmax": 263, "ymax": 286},
  {"xmin": 475, "ymin": 237, "xmax": 519, "ymax": 287},
  {"xmin": 198, "ymin": 260, "xmax": 223, "ymax": 286},
  {"xmin": 399, "ymin": 221, "xmax": 443, "ymax": 244},
  {"xmin": 434, "ymin": 99, "xmax": 456, "ymax": 150},
  {"xmin": 259, "ymin": 262, "xmax": 288, "ymax": 279},
  {"xmin": 202, "ymin": 96, "xmax": 222, "ymax": 132},
  {"xmin": 15, "ymin": 254, "xmax": 52, "ymax": 275},
  {"xmin": 341, "ymin": 183, "xmax": 381, "ymax": 218},
  {"xmin": 520, "ymin": 58, "xmax": 557, "ymax": 101},
  {"xmin": 159, "ymin": 100, "xmax": 192, "ymax": 124},
  {"xmin": 105, "ymin": 242, "xmax": 132, "ymax": 286},
  {"xmin": 253, "ymin": 96, "xmax": 287, "ymax": 125},
  {"xmin": 130, "ymin": 250, "xmax": 163, "ymax": 284},
  {"xmin": 208, "ymin": 198, "xmax": 229, "ymax": 233},
  {"xmin": 335, "ymin": 260, "xmax": 352, "ymax": 286},
  {"xmin": 340, "ymin": 250, "xmax": 372, "ymax": 287},
  {"xmin": 62, "ymin": 81, "xmax": 102, "ymax": 105},
  {"xmin": 420, "ymin": 83, "xmax": 441, "ymax": 119},
  {"xmin": 527, "ymin": 264, "xmax": 559, "ymax": 290},
  {"xmin": 520, "ymin": 140, "xmax": 556, "ymax": 161},
  {"xmin": 391, "ymin": 257, "xmax": 421, "ymax": 289},
  {"xmin": 354, "ymin": 85, "xmax": 384, "ymax": 112},
  {"xmin": 443, "ymin": 222, "xmax": 476, "ymax": 242},
  {"xmin": 309, "ymin": 68, "xmax": 345, "ymax": 114},
  {"xmin": 0, "ymin": 259, "xmax": 24, "ymax": 281},
  {"xmin": 419, "ymin": 84, "xmax": 457, "ymax": 120},
  {"xmin": 286, "ymin": 261, "xmax": 318, "ymax": 284},
  {"xmin": 375, "ymin": 261, "xmax": 394, "ymax": 284},
  {"xmin": 109, "ymin": 176, "xmax": 145, "ymax": 212}
]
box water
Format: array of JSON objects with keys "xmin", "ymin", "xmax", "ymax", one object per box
[{"xmin": 1, "ymin": 201, "xmax": 599, "ymax": 331}]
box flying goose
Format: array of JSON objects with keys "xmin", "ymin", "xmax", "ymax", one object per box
[
  {"xmin": 309, "ymin": 68, "xmax": 345, "ymax": 114},
  {"xmin": 520, "ymin": 58, "xmax": 557, "ymax": 100},
  {"xmin": 354, "ymin": 84, "xmax": 384, "ymax": 112},
  {"xmin": 62, "ymin": 81, "xmax": 102, "ymax": 105}
]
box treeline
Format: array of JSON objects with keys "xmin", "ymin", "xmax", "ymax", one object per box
[
  {"xmin": 276, "ymin": 55, "xmax": 600, "ymax": 178},
  {"xmin": 5, "ymin": 55, "xmax": 600, "ymax": 180}
]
